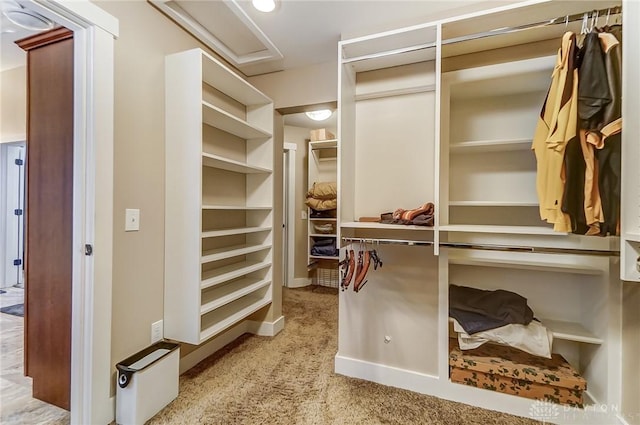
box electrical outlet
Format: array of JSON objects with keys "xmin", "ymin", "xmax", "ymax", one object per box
[
  {"xmin": 151, "ymin": 320, "xmax": 163, "ymax": 343},
  {"xmin": 125, "ymin": 208, "xmax": 140, "ymax": 232}
]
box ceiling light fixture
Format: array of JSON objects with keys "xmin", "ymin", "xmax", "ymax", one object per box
[
  {"xmin": 252, "ymin": 0, "xmax": 276, "ymax": 13},
  {"xmin": 305, "ymin": 109, "xmax": 333, "ymax": 121},
  {"xmin": 3, "ymin": 7, "xmax": 54, "ymax": 31}
]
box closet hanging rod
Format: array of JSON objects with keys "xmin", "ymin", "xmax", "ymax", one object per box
[
  {"xmin": 342, "ymin": 237, "xmax": 434, "ymax": 247},
  {"xmin": 443, "ymin": 242, "xmax": 619, "ymax": 257},
  {"xmin": 342, "ymin": 237, "xmax": 620, "ymax": 257},
  {"xmin": 443, "ymin": 5, "xmax": 622, "ymax": 46},
  {"xmin": 341, "ymin": 5, "xmax": 621, "ymax": 65}
]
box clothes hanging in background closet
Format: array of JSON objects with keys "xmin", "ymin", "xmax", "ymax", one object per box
[{"xmin": 533, "ymin": 26, "xmax": 622, "ymax": 236}]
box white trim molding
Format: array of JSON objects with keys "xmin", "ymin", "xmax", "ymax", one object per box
[
  {"xmin": 180, "ymin": 316, "xmax": 285, "ymax": 373},
  {"xmin": 246, "ymin": 315, "xmax": 285, "ymax": 336},
  {"xmin": 18, "ymin": 2, "xmax": 117, "ymax": 424}
]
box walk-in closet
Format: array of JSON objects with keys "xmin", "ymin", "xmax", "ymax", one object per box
[{"xmin": 336, "ymin": 1, "xmax": 637, "ymax": 423}]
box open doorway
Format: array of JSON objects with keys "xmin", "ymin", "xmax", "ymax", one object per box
[
  {"xmin": 280, "ymin": 105, "xmax": 338, "ymax": 289},
  {"xmin": 0, "ymin": 5, "xmax": 72, "ymax": 423}
]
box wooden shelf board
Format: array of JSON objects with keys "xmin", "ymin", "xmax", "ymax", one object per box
[
  {"xmin": 341, "ymin": 221, "xmax": 434, "ymax": 231},
  {"xmin": 202, "ymin": 205, "xmax": 272, "ymax": 211},
  {"xmin": 449, "ymin": 201, "xmax": 538, "ymax": 207},
  {"xmin": 309, "ymin": 234, "xmax": 337, "ymax": 238},
  {"xmin": 200, "ymin": 278, "xmax": 271, "ymax": 316},
  {"xmin": 450, "ymin": 138, "xmax": 532, "ymax": 152},
  {"xmin": 309, "ymin": 217, "xmax": 337, "ymax": 222},
  {"xmin": 199, "ymin": 294, "xmax": 272, "ymax": 343},
  {"xmin": 202, "ymin": 153, "xmax": 272, "ymax": 174},
  {"xmin": 202, "ymin": 226, "xmax": 272, "ymax": 238},
  {"xmin": 202, "ymin": 101, "xmax": 270, "ymax": 139},
  {"xmin": 201, "ymin": 243, "xmax": 272, "ymax": 263},
  {"xmin": 440, "ymin": 224, "xmax": 564, "ymax": 236},
  {"xmin": 449, "ymin": 256, "xmax": 603, "ymax": 275},
  {"xmin": 201, "ymin": 260, "xmax": 271, "ymax": 289}
]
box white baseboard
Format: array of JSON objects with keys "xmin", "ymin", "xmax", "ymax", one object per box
[
  {"xmin": 287, "ymin": 278, "xmax": 311, "ymax": 288},
  {"xmin": 334, "ymin": 353, "xmax": 438, "ymax": 395},
  {"xmin": 246, "ymin": 315, "xmax": 285, "ymax": 336},
  {"xmin": 179, "ymin": 324, "xmax": 248, "ymax": 374},
  {"xmin": 335, "ymin": 354, "xmax": 626, "ymax": 425},
  {"xmin": 179, "ymin": 316, "xmax": 285, "ymax": 374}
]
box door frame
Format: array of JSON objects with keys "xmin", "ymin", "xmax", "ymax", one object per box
[
  {"xmin": 0, "ymin": 142, "xmax": 25, "ymax": 288},
  {"xmin": 19, "ymin": 1, "xmax": 118, "ymax": 423},
  {"xmin": 283, "ymin": 143, "xmax": 297, "ymax": 287}
]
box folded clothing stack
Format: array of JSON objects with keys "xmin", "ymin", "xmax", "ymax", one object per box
[
  {"xmin": 305, "ymin": 182, "xmax": 337, "ymax": 211},
  {"xmin": 310, "ymin": 237, "xmax": 337, "ymax": 257},
  {"xmin": 449, "ymin": 284, "xmax": 552, "ymax": 358},
  {"xmin": 379, "ymin": 202, "xmax": 435, "ymax": 226},
  {"xmin": 313, "ymin": 223, "xmax": 335, "ymax": 234}
]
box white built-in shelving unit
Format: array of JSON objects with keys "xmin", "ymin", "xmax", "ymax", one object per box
[
  {"xmin": 308, "ymin": 139, "xmax": 339, "ymax": 264},
  {"xmin": 336, "ymin": 1, "xmax": 633, "ymax": 423},
  {"xmin": 621, "ymin": 0, "xmax": 640, "ymax": 283},
  {"xmin": 164, "ymin": 48, "xmax": 274, "ymax": 345}
]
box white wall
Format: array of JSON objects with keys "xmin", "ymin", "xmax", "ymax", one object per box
[
  {"xmin": 249, "ymin": 61, "xmax": 337, "ymax": 109},
  {"xmin": 0, "ymin": 66, "xmax": 26, "ymax": 142}
]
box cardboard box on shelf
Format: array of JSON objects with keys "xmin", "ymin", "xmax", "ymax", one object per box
[
  {"xmin": 310, "ymin": 129, "xmax": 335, "ymax": 141},
  {"xmin": 449, "ymin": 339, "xmax": 586, "ymax": 407}
]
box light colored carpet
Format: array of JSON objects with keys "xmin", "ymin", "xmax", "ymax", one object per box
[{"xmin": 149, "ymin": 286, "xmax": 541, "ymax": 425}]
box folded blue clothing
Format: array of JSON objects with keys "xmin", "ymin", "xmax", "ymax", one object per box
[
  {"xmin": 449, "ymin": 284, "xmax": 534, "ymax": 334},
  {"xmin": 311, "ymin": 244, "xmax": 337, "ymax": 256},
  {"xmin": 312, "ymin": 238, "xmax": 335, "ymax": 247},
  {"xmin": 449, "ymin": 308, "xmax": 511, "ymax": 334}
]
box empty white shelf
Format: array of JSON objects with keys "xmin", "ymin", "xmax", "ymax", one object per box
[
  {"xmin": 440, "ymin": 224, "xmax": 564, "ymax": 236},
  {"xmin": 448, "ymin": 256, "xmax": 604, "ymax": 275},
  {"xmin": 449, "ymin": 201, "xmax": 538, "ymax": 207},
  {"xmin": 201, "ymin": 243, "xmax": 271, "ymax": 263},
  {"xmin": 202, "ymin": 226, "xmax": 272, "ymax": 238},
  {"xmin": 199, "ymin": 293, "xmax": 271, "ymax": 343},
  {"xmin": 541, "ymin": 319, "xmax": 603, "ymax": 345},
  {"xmin": 309, "ymin": 234, "xmax": 337, "ymax": 238},
  {"xmin": 202, "ymin": 101, "xmax": 270, "ymax": 139},
  {"xmin": 201, "ymin": 260, "xmax": 271, "ymax": 289},
  {"xmin": 202, "ymin": 153, "xmax": 272, "ymax": 174},
  {"xmin": 450, "ymin": 138, "xmax": 532, "ymax": 153},
  {"xmin": 310, "ymin": 139, "xmax": 338, "ymax": 149},
  {"xmin": 200, "ymin": 277, "xmax": 271, "ymax": 316},
  {"xmin": 624, "ymin": 232, "xmax": 640, "ymax": 243},
  {"xmin": 201, "ymin": 51, "xmax": 271, "ymax": 106},
  {"xmin": 202, "ymin": 205, "xmax": 272, "ymax": 211},
  {"xmin": 341, "ymin": 221, "xmax": 434, "ymax": 231}
]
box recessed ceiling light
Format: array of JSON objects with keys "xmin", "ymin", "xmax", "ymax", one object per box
[
  {"xmin": 305, "ymin": 109, "xmax": 333, "ymax": 121},
  {"xmin": 252, "ymin": 0, "xmax": 276, "ymax": 13},
  {"xmin": 3, "ymin": 8, "xmax": 54, "ymax": 31}
]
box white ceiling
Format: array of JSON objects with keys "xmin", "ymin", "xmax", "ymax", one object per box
[
  {"xmin": 1, "ymin": 1, "xmax": 518, "ymax": 75},
  {"xmin": 0, "ymin": 2, "xmax": 39, "ymax": 71},
  {"xmin": 151, "ymin": 0, "xmax": 513, "ymax": 76}
]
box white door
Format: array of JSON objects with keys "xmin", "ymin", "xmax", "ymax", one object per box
[
  {"xmin": 283, "ymin": 143, "xmax": 297, "ymax": 287},
  {"xmin": 2, "ymin": 143, "xmax": 25, "ymax": 288}
]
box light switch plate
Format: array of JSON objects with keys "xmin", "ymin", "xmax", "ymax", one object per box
[{"xmin": 125, "ymin": 208, "xmax": 140, "ymax": 231}]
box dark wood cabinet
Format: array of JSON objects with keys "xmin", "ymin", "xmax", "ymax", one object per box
[{"xmin": 17, "ymin": 26, "xmax": 74, "ymax": 411}]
